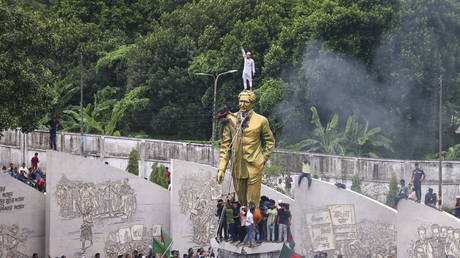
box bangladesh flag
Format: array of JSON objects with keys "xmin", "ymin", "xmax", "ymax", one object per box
[
  {"xmin": 289, "ymin": 233, "xmax": 295, "ymax": 249},
  {"xmin": 153, "ymin": 238, "xmax": 170, "ymax": 258},
  {"xmin": 279, "ymin": 243, "xmax": 305, "ymax": 258},
  {"xmin": 161, "ymin": 229, "xmax": 172, "ymax": 247}
]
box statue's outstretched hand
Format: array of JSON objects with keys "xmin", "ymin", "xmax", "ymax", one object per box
[{"xmin": 217, "ymin": 170, "xmax": 225, "ymax": 184}]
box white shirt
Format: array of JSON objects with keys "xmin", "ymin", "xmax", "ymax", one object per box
[
  {"xmin": 19, "ymin": 166, "xmax": 30, "ymax": 178},
  {"xmin": 245, "ymin": 211, "xmax": 254, "ymax": 226},
  {"xmin": 241, "ymin": 49, "xmax": 255, "ymax": 78}
]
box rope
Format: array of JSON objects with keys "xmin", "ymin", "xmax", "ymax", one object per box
[{"xmin": 216, "ymin": 111, "xmax": 249, "ymax": 241}]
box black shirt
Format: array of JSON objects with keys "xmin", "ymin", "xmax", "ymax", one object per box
[
  {"xmin": 424, "ymin": 192, "xmax": 436, "ymax": 205},
  {"xmin": 44, "ymin": 119, "xmax": 59, "ymax": 133},
  {"xmin": 278, "ymin": 210, "xmax": 291, "ymax": 225},
  {"xmin": 216, "ymin": 107, "xmax": 230, "ymax": 119},
  {"xmin": 412, "ymin": 169, "xmax": 425, "ymax": 183}
]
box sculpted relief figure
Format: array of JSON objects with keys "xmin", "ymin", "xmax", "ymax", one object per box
[
  {"xmin": 217, "ymin": 90, "xmax": 275, "ymax": 206},
  {"xmin": 414, "ymin": 226, "xmax": 433, "ymax": 258}
]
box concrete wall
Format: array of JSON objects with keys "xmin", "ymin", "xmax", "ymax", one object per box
[
  {"xmin": 0, "ymin": 173, "xmax": 45, "ymax": 257},
  {"xmin": 397, "ymin": 199, "xmax": 460, "ymax": 258},
  {"xmin": 292, "ymin": 180, "xmax": 397, "ymax": 257},
  {"xmin": 46, "ymin": 151, "xmax": 170, "ymax": 258},
  {"xmin": 169, "ymin": 159, "xmax": 228, "ymax": 255},
  {"xmin": 2, "ymin": 130, "xmax": 460, "ymax": 206}
]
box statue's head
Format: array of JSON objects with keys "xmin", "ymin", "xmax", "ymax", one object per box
[{"xmin": 238, "ymin": 90, "xmax": 256, "ymax": 113}]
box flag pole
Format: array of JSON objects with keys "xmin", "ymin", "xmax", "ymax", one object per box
[{"xmin": 161, "ymin": 240, "xmax": 174, "ymax": 258}]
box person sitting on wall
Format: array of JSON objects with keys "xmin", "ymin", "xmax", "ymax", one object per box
[
  {"xmin": 424, "ymin": 188, "xmax": 437, "ymax": 209},
  {"xmin": 452, "ymin": 196, "xmax": 460, "ymax": 218},
  {"xmin": 394, "ymin": 179, "xmax": 409, "ymax": 208},
  {"xmin": 298, "ymin": 156, "xmax": 313, "ymax": 188}
]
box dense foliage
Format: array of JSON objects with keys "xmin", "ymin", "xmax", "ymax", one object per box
[
  {"xmin": 351, "ymin": 174, "xmax": 362, "ymax": 193},
  {"xmin": 126, "ymin": 148, "xmax": 139, "ymax": 175},
  {"xmin": 2, "ymin": 0, "xmax": 460, "ymax": 159},
  {"xmin": 386, "ymin": 173, "xmax": 399, "ymax": 208},
  {"xmin": 150, "ymin": 162, "xmax": 168, "ymax": 189}
]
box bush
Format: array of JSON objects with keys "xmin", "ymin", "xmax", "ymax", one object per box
[
  {"xmin": 150, "ymin": 162, "xmax": 168, "ymax": 189},
  {"xmin": 262, "ymin": 164, "xmax": 283, "ymax": 189},
  {"xmin": 126, "ymin": 148, "xmax": 139, "ymax": 176},
  {"xmin": 386, "ymin": 173, "xmax": 399, "ymax": 208},
  {"xmin": 351, "ymin": 174, "xmax": 362, "ymax": 193}
]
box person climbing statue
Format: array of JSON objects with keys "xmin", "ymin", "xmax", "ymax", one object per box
[{"xmin": 240, "ymin": 43, "xmax": 255, "ymax": 91}]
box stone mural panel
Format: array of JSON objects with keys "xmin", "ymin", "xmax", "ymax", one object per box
[
  {"xmin": 0, "ymin": 224, "xmax": 32, "ymax": 258},
  {"xmin": 0, "ymin": 174, "xmax": 45, "ymax": 257},
  {"xmin": 104, "ymin": 224, "xmax": 155, "ymax": 257},
  {"xmin": 407, "ymin": 224, "xmax": 460, "ymax": 258},
  {"xmin": 293, "ymin": 181, "xmax": 397, "ymax": 257},
  {"xmin": 46, "ymin": 151, "xmax": 170, "ymax": 257},
  {"xmin": 178, "ymin": 176, "xmax": 221, "ymax": 245},
  {"xmin": 55, "ymin": 176, "xmax": 137, "ymax": 256},
  {"xmin": 304, "ymin": 204, "xmax": 396, "ymax": 257}
]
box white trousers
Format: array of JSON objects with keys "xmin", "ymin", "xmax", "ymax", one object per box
[{"xmin": 243, "ymin": 74, "xmax": 253, "ymax": 90}]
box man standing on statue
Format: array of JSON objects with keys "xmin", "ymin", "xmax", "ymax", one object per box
[
  {"xmin": 240, "ymin": 43, "xmax": 255, "ymax": 91},
  {"xmin": 217, "ymin": 90, "xmax": 275, "ymax": 207}
]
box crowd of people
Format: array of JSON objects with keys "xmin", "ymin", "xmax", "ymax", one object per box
[
  {"xmin": 215, "ymin": 196, "xmax": 292, "ymax": 248},
  {"xmin": 1, "ymin": 153, "xmax": 46, "ymax": 192},
  {"xmin": 394, "ymin": 163, "xmax": 433, "ymax": 208},
  {"xmin": 392, "ymin": 162, "xmax": 460, "ymax": 217},
  {"xmin": 172, "ymin": 247, "xmax": 215, "ymax": 258}
]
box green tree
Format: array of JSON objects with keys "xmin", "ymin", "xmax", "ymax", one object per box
[
  {"xmin": 0, "ymin": 2, "xmax": 53, "ymax": 133},
  {"xmin": 351, "ymin": 174, "xmax": 362, "ymax": 193},
  {"xmin": 126, "ymin": 148, "xmax": 139, "ymax": 176},
  {"xmin": 61, "ymin": 86, "xmax": 148, "ymax": 136},
  {"xmin": 289, "ymin": 107, "xmax": 345, "ymax": 155},
  {"xmin": 262, "ymin": 164, "xmax": 283, "ymax": 189},
  {"xmin": 386, "ymin": 173, "xmax": 399, "ymax": 208},
  {"xmin": 343, "ymin": 116, "xmax": 393, "ymax": 158},
  {"xmin": 150, "ymin": 162, "xmax": 168, "ymax": 189}
]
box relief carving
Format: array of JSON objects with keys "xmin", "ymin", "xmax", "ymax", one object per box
[
  {"xmin": 104, "ymin": 224, "xmax": 155, "ymax": 258},
  {"xmin": 55, "ymin": 176, "xmax": 137, "ymax": 256},
  {"xmin": 409, "ymin": 224, "xmax": 460, "ymax": 258},
  {"xmin": 0, "ymin": 224, "xmax": 32, "ymax": 258},
  {"xmin": 304, "ymin": 204, "xmax": 396, "ymax": 257},
  {"xmin": 178, "ymin": 176, "xmax": 221, "ymax": 245}
]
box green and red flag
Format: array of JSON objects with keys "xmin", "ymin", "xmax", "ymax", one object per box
[
  {"xmin": 153, "ymin": 238, "xmax": 171, "ymax": 258},
  {"xmin": 279, "ymin": 243, "xmax": 305, "ymax": 258},
  {"xmin": 288, "ymin": 233, "xmax": 295, "ymax": 249},
  {"xmin": 161, "ymin": 229, "xmax": 172, "ymax": 247}
]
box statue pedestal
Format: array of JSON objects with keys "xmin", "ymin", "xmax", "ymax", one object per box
[{"xmin": 211, "ymin": 239, "xmax": 283, "ymax": 257}]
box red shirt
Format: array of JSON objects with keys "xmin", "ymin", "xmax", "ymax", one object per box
[
  {"xmin": 167, "ymin": 170, "xmax": 171, "ymax": 179},
  {"xmin": 31, "ymin": 157, "xmax": 39, "ymax": 168}
]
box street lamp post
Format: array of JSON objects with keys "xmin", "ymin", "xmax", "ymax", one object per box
[
  {"xmin": 438, "ymin": 75, "xmax": 443, "ymax": 209},
  {"xmin": 80, "ymin": 52, "xmax": 84, "ymax": 156},
  {"xmin": 196, "ymin": 70, "xmax": 238, "ymax": 167}
]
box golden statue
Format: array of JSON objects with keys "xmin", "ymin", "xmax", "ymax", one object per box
[{"xmin": 217, "ymin": 90, "xmax": 275, "ymax": 206}]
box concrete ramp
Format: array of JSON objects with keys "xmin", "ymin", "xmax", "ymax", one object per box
[
  {"xmin": 292, "ymin": 179, "xmax": 397, "ymax": 257},
  {"xmin": 397, "ymin": 199, "xmax": 460, "ymax": 258},
  {"xmin": 46, "ymin": 151, "xmax": 170, "ymax": 258},
  {"xmin": 0, "ymin": 173, "xmax": 45, "ymax": 257}
]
